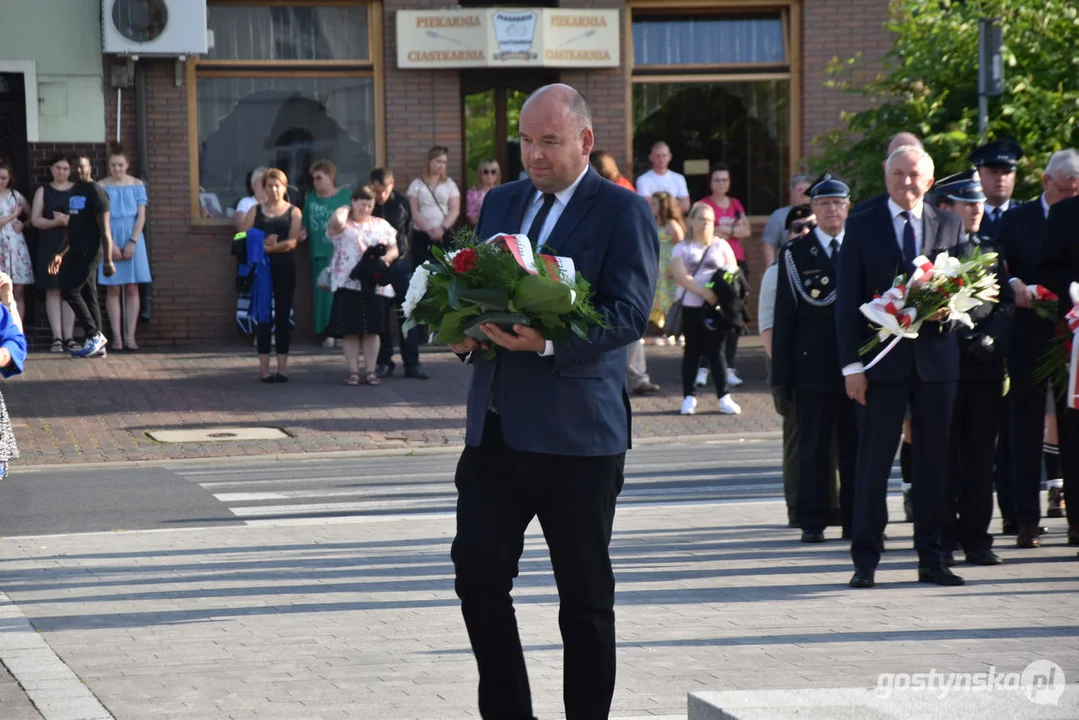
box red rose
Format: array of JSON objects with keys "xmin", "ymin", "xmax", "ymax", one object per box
[
  {"xmin": 957, "ymin": 278, "xmax": 965, "ymax": 287},
  {"xmin": 453, "ymin": 248, "xmax": 479, "ymax": 273}
]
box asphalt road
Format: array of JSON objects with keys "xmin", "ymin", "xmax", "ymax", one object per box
[{"xmin": 0, "ymin": 439, "xmax": 901, "ymax": 537}]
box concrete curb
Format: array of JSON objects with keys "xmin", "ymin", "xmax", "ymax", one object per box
[
  {"xmin": 16, "ymin": 432, "xmax": 782, "ymax": 474},
  {"xmin": 0, "ymin": 592, "xmax": 113, "ymax": 720}
]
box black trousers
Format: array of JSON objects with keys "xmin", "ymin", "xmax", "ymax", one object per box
[
  {"xmin": 681, "ymin": 306, "xmax": 728, "ymax": 397},
  {"xmin": 994, "ymin": 398, "xmax": 1015, "ymax": 523},
  {"xmin": 945, "ymin": 379, "xmax": 1003, "ymax": 554},
  {"xmin": 795, "ymin": 390, "xmax": 856, "ymax": 534},
  {"xmin": 1054, "ymin": 397, "xmax": 1079, "ymax": 527},
  {"xmin": 377, "ymin": 259, "xmax": 421, "ymax": 368},
  {"xmin": 257, "ymin": 253, "xmax": 296, "ymax": 355},
  {"xmin": 851, "ymin": 377, "xmax": 956, "ymax": 570},
  {"xmin": 59, "ymin": 246, "xmax": 102, "ymax": 338},
  {"xmin": 1009, "ymin": 375, "xmax": 1047, "ymax": 525},
  {"xmin": 451, "ymin": 413, "xmax": 625, "ymax": 720}
]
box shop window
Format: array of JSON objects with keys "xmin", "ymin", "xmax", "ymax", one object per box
[
  {"xmin": 191, "ymin": 2, "xmax": 380, "ymax": 222},
  {"xmin": 629, "ymin": 9, "xmax": 793, "ymax": 215}
]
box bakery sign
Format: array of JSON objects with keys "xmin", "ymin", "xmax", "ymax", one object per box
[{"xmin": 397, "ymin": 9, "xmax": 620, "ymax": 69}]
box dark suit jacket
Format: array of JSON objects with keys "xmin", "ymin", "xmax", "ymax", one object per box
[
  {"xmin": 836, "ymin": 202, "xmax": 965, "ymax": 383},
  {"xmin": 851, "ymin": 192, "xmax": 889, "ymax": 217},
  {"xmin": 772, "ymin": 233, "xmax": 844, "ymax": 393},
  {"xmin": 1038, "ymin": 194, "xmax": 1079, "ymax": 321},
  {"xmin": 466, "ymin": 168, "xmax": 660, "ymax": 456},
  {"xmin": 978, "ymin": 200, "xmax": 1022, "ymax": 241},
  {"xmin": 997, "ymin": 199, "xmax": 1054, "ymax": 379},
  {"xmin": 374, "ymin": 189, "xmax": 413, "ymax": 261}
]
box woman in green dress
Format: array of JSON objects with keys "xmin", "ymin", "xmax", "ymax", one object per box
[
  {"xmin": 649, "ymin": 191, "xmax": 685, "ymax": 340},
  {"xmin": 303, "ymin": 160, "xmax": 352, "ymax": 347}
]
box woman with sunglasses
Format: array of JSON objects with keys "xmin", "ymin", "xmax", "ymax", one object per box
[{"xmin": 465, "ymin": 159, "xmax": 500, "ymax": 228}]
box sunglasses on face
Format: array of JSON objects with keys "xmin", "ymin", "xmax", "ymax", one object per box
[
  {"xmin": 482, "ymin": 169, "xmax": 498, "ymax": 175},
  {"xmin": 791, "ymin": 221, "xmax": 816, "ymax": 234}
]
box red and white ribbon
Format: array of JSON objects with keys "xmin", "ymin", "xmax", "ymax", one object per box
[
  {"xmin": 1028, "ymin": 284, "xmax": 1060, "ymax": 303},
  {"xmin": 859, "ymin": 282, "xmax": 924, "ymax": 370},
  {"xmin": 1066, "ymin": 282, "xmax": 1079, "ymax": 410},
  {"xmin": 487, "ymin": 233, "xmax": 576, "ymax": 283}
]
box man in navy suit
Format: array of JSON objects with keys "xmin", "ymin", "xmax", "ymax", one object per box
[
  {"xmin": 850, "ymin": 132, "xmax": 923, "ymax": 216},
  {"xmin": 447, "ymin": 84, "xmax": 659, "ymax": 720},
  {"xmin": 836, "ymin": 145, "xmax": 966, "ymax": 589}
]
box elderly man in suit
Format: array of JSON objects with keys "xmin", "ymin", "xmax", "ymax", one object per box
[
  {"xmin": 447, "ymin": 84, "xmax": 659, "ymax": 720},
  {"xmin": 850, "ymin": 132, "xmax": 923, "ymax": 216},
  {"xmin": 1006, "ymin": 150, "xmax": 1079, "ymax": 548},
  {"xmin": 836, "ymin": 144, "xmax": 966, "ymax": 589},
  {"xmin": 1040, "ymin": 189, "xmax": 1079, "ymax": 554}
]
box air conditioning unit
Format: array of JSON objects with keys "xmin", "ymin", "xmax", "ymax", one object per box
[{"xmin": 102, "ymin": 0, "xmax": 208, "ymax": 56}]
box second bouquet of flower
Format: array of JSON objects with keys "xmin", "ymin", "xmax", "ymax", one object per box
[{"xmin": 401, "ymin": 232, "xmax": 605, "ymax": 358}]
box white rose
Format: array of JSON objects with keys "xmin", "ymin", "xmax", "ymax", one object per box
[{"xmin": 402, "ymin": 265, "xmax": 431, "ymax": 319}]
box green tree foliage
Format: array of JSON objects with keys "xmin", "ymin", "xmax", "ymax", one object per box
[{"xmin": 812, "ymin": 0, "xmax": 1079, "ymax": 202}]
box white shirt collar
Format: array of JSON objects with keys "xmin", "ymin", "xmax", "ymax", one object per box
[
  {"xmin": 888, "ymin": 197, "xmax": 923, "ymax": 220},
  {"xmin": 813, "ymin": 226, "xmax": 845, "ymax": 248},
  {"xmin": 1041, "ymin": 193, "xmax": 1051, "ymax": 219},
  {"xmin": 532, "ymin": 166, "xmax": 589, "ymax": 208},
  {"xmin": 986, "ymin": 199, "xmax": 1010, "ymax": 215}
]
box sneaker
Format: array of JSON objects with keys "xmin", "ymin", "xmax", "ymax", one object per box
[
  {"xmin": 680, "ymin": 396, "xmax": 697, "ymax": 415},
  {"xmin": 694, "ymin": 367, "xmax": 709, "ymax": 387},
  {"xmin": 654, "ymin": 336, "xmax": 669, "ymax": 346},
  {"xmin": 718, "ymin": 394, "xmax": 742, "ymax": 414},
  {"xmin": 72, "ymin": 334, "xmax": 107, "ymax": 358},
  {"xmin": 727, "ymin": 368, "xmax": 744, "ymax": 387},
  {"xmin": 322, "ymin": 337, "xmax": 336, "ymax": 349},
  {"xmin": 1048, "ymin": 486, "xmax": 1066, "ymax": 518}
]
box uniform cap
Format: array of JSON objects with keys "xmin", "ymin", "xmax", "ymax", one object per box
[
  {"xmin": 969, "ymin": 139, "xmax": 1023, "ymax": 170},
  {"xmin": 934, "ymin": 168, "xmax": 986, "ymax": 203},
  {"xmin": 807, "ymin": 172, "xmax": 850, "ymax": 199}
]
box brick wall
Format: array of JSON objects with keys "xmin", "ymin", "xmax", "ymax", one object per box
[{"xmin": 801, "ymin": 0, "xmax": 893, "ymax": 158}]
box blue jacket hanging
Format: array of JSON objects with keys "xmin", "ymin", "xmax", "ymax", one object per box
[{"xmin": 233, "ymin": 228, "xmax": 271, "ymax": 325}]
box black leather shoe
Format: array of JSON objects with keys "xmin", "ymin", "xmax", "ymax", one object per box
[
  {"xmin": 404, "ymin": 364, "xmax": 430, "ymax": 380},
  {"xmin": 841, "ymin": 527, "xmax": 852, "ymax": 540},
  {"xmin": 965, "ymin": 549, "xmax": 1003, "ymax": 566},
  {"xmin": 849, "ymin": 568, "xmax": 875, "ymax": 588},
  {"xmin": 375, "ymin": 363, "xmax": 395, "ymax": 378},
  {"xmin": 1001, "ymin": 519, "xmax": 1017, "ymax": 535},
  {"xmin": 918, "ymin": 566, "xmax": 965, "ymax": 586},
  {"xmin": 943, "ymin": 552, "xmax": 958, "ymax": 567},
  {"xmin": 801, "ymin": 530, "xmax": 825, "ymax": 543},
  {"xmin": 787, "ymin": 518, "xmax": 801, "ymax": 529}
]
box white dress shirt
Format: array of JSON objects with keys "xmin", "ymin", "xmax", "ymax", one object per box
[
  {"xmin": 520, "ymin": 166, "xmax": 589, "ymax": 249},
  {"xmin": 813, "ymin": 227, "xmax": 845, "ymax": 258},
  {"xmin": 887, "ymin": 197, "xmax": 924, "ymax": 256},
  {"xmin": 985, "ymin": 199, "xmax": 1011, "ymax": 222},
  {"xmin": 520, "ymin": 166, "xmax": 590, "ymax": 356},
  {"xmin": 1040, "ymin": 193, "xmax": 1050, "ymax": 219},
  {"xmin": 842, "ymin": 200, "xmax": 924, "ymax": 377}
]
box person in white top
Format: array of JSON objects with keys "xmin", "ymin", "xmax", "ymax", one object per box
[
  {"xmin": 407, "ymin": 146, "xmax": 461, "ymax": 265},
  {"xmin": 636, "ymin": 141, "xmax": 690, "ymax": 214},
  {"xmin": 670, "ymin": 201, "xmax": 741, "ymax": 415}
]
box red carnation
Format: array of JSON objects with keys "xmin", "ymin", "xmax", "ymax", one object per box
[
  {"xmin": 453, "ymin": 248, "xmax": 479, "ymax": 273},
  {"xmin": 957, "ymin": 278, "xmax": 965, "ymax": 287}
]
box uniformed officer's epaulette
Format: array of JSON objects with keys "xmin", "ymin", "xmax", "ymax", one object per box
[{"xmin": 782, "ymin": 242, "xmax": 837, "ymax": 307}]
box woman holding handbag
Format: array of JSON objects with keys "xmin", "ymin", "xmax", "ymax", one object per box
[
  {"xmin": 670, "ymin": 202, "xmax": 741, "ymax": 416},
  {"xmin": 407, "ymin": 146, "xmax": 460, "ymax": 265}
]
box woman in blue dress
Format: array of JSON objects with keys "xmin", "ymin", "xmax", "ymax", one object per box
[{"xmin": 98, "ymin": 143, "xmax": 152, "ymax": 350}]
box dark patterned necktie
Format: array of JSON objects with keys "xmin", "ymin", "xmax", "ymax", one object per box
[
  {"xmin": 829, "ymin": 238, "xmax": 840, "ymax": 261},
  {"xmin": 900, "ymin": 211, "xmax": 917, "ymax": 273},
  {"xmin": 528, "ymin": 193, "xmax": 556, "ymax": 247}
]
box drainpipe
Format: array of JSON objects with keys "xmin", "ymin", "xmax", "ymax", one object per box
[{"xmin": 135, "ymin": 61, "xmax": 153, "ymax": 322}]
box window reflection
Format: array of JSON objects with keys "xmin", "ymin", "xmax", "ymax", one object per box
[
  {"xmin": 206, "ymin": 5, "xmax": 369, "ymax": 61},
  {"xmin": 633, "ymin": 15, "xmax": 785, "ymax": 66}
]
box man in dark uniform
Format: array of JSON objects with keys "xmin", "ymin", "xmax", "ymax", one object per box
[
  {"xmin": 998, "ymin": 149, "xmax": 1079, "ymax": 548},
  {"xmin": 773, "ymin": 173, "xmax": 856, "ymax": 543},
  {"xmin": 970, "ymin": 140, "xmax": 1025, "ymax": 530},
  {"xmin": 934, "ymin": 170, "xmax": 1013, "ymax": 567},
  {"xmin": 370, "ymin": 168, "xmax": 428, "ymax": 380},
  {"xmin": 973, "ymin": 140, "xmax": 1023, "ymax": 240}
]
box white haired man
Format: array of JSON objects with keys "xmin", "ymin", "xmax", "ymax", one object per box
[{"xmin": 836, "ymin": 145, "xmax": 966, "ymax": 588}]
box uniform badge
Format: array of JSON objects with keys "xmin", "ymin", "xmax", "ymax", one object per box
[
  {"xmin": 821, "ymin": 276, "xmax": 830, "ymax": 286},
  {"xmin": 805, "ymin": 278, "xmax": 812, "ymax": 287},
  {"xmin": 811, "ymin": 289, "xmax": 821, "ymax": 298},
  {"xmin": 809, "ymin": 245, "xmax": 819, "ymax": 257}
]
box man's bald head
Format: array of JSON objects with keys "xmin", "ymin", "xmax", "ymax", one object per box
[
  {"xmin": 519, "ymin": 83, "xmax": 595, "ymax": 193},
  {"xmin": 522, "ymin": 83, "xmax": 592, "ymax": 134},
  {"xmin": 886, "ymin": 132, "xmax": 923, "ymax": 158}
]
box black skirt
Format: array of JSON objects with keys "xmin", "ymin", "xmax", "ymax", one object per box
[{"xmin": 327, "ymin": 289, "xmax": 387, "ymax": 337}]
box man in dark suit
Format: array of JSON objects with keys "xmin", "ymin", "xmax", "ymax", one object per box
[
  {"xmin": 998, "ymin": 150, "xmax": 1079, "ymax": 548},
  {"xmin": 933, "ymin": 170, "xmax": 1013, "ymax": 567},
  {"xmin": 972, "ymin": 140, "xmax": 1023, "ymax": 241},
  {"xmin": 850, "ymin": 132, "xmax": 923, "ymax": 216},
  {"xmin": 371, "ymin": 168, "xmax": 427, "ymax": 379},
  {"xmin": 447, "ymin": 84, "xmax": 659, "ymax": 720},
  {"xmin": 773, "ymin": 173, "xmax": 856, "ymax": 543},
  {"xmin": 836, "ymin": 144, "xmax": 966, "ymax": 588},
  {"xmin": 1033, "ymin": 152, "xmax": 1079, "ymax": 548}
]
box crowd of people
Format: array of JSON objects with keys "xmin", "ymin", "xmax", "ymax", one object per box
[{"xmin": 758, "ymin": 133, "xmax": 1079, "ymax": 589}]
